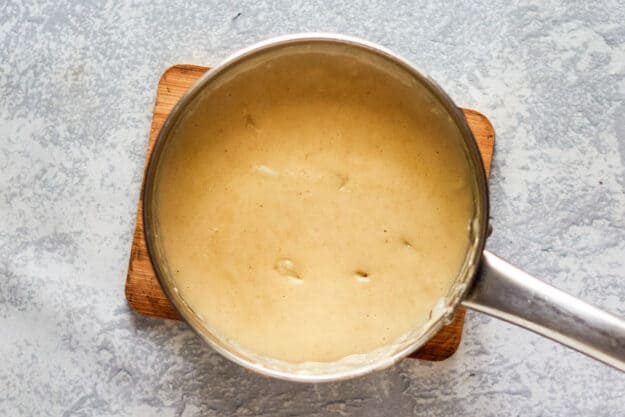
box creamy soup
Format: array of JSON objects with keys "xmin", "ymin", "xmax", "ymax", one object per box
[{"xmin": 154, "ymin": 51, "xmax": 475, "ymax": 363}]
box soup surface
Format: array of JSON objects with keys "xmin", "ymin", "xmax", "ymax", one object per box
[{"xmin": 155, "ymin": 51, "xmax": 475, "ymax": 363}]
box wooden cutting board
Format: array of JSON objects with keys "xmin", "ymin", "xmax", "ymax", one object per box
[{"xmin": 125, "ymin": 64, "xmax": 495, "ymax": 361}]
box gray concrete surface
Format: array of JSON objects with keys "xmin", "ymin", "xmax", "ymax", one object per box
[{"xmin": 2, "ymin": 1, "xmax": 625, "ymax": 415}]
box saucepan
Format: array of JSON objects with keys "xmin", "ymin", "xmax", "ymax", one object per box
[{"xmin": 143, "ymin": 34, "xmax": 625, "ymax": 382}]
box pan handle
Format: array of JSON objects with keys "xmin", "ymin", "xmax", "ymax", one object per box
[{"xmin": 462, "ymin": 250, "xmax": 625, "ymax": 372}]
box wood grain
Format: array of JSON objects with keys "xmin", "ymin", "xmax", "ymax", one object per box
[{"xmin": 125, "ymin": 64, "xmax": 495, "ymax": 361}]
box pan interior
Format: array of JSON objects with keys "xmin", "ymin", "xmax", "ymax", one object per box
[{"xmin": 145, "ymin": 39, "xmax": 487, "ymax": 380}]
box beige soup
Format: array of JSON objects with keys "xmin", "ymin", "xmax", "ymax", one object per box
[{"xmin": 155, "ymin": 51, "xmax": 475, "ymax": 363}]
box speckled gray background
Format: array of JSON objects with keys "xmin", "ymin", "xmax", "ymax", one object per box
[{"xmin": 1, "ymin": 0, "xmax": 625, "ymax": 416}]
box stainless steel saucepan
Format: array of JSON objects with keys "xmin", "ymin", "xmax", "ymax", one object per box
[{"xmin": 143, "ymin": 34, "xmax": 625, "ymax": 382}]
